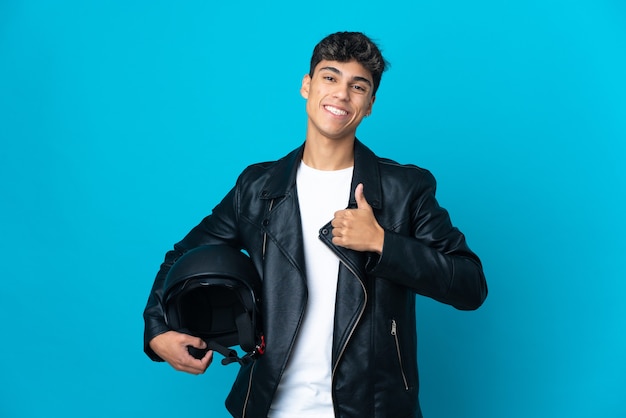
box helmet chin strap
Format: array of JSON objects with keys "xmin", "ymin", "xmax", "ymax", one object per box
[
  {"xmin": 187, "ymin": 339, "xmax": 264, "ymax": 366},
  {"xmin": 207, "ymin": 341, "xmax": 243, "ymax": 365},
  {"xmin": 184, "ymin": 308, "xmax": 265, "ymax": 366},
  {"xmin": 211, "ymin": 309, "xmax": 265, "ymax": 365},
  {"xmin": 185, "ymin": 340, "xmax": 239, "ymax": 364}
]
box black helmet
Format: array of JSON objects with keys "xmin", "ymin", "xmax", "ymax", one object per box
[{"xmin": 163, "ymin": 245, "xmax": 264, "ymax": 365}]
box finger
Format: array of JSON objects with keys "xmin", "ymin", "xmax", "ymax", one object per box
[
  {"xmin": 178, "ymin": 350, "xmax": 213, "ymax": 375},
  {"xmin": 355, "ymin": 183, "xmax": 371, "ymax": 210},
  {"xmin": 204, "ymin": 350, "xmax": 214, "ymax": 367},
  {"xmin": 331, "ymin": 217, "xmax": 347, "ymax": 228},
  {"xmin": 190, "ymin": 350, "xmax": 213, "ymax": 374},
  {"xmin": 333, "ymin": 209, "xmax": 349, "ymax": 219},
  {"xmin": 191, "ymin": 337, "xmax": 207, "ymax": 350},
  {"xmin": 197, "ymin": 350, "xmax": 213, "ymax": 368}
]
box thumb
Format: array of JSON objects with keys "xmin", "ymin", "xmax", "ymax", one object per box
[
  {"xmin": 192, "ymin": 337, "xmax": 207, "ymax": 350},
  {"xmin": 355, "ymin": 183, "xmax": 371, "ymax": 210}
]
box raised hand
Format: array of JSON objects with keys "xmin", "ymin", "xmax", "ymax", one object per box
[{"xmin": 331, "ymin": 183, "xmax": 384, "ymax": 254}]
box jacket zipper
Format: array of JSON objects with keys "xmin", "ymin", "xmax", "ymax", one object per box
[
  {"xmin": 249, "ymin": 199, "xmax": 273, "ymax": 417},
  {"xmin": 262, "ymin": 199, "xmax": 275, "ymax": 259},
  {"xmin": 331, "ymin": 259, "xmax": 368, "ymax": 379},
  {"xmin": 391, "ymin": 319, "xmax": 409, "ymax": 391},
  {"xmin": 241, "ymin": 361, "xmax": 257, "ymax": 417},
  {"xmin": 330, "ymin": 258, "xmax": 367, "ymax": 418}
]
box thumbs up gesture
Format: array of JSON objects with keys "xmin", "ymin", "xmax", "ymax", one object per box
[{"xmin": 331, "ymin": 183, "xmax": 384, "ymax": 254}]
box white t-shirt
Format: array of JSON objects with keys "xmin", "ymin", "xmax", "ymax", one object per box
[{"xmin": 268, "ymin": 161, "xmax": 354, "ymax": 418}]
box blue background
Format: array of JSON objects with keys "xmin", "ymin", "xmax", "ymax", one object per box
[{"xmin": 1, "ymin": 1, "xmax": 625, "ymax": 417}]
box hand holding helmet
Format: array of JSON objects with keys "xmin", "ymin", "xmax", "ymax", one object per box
[
  {"xmin": 149, "ymin": 330, "xmax": 213, "ymax": 374},
  {"xmin": 155, "ymin": 244, "xmax": 264, "ymax": 371}
]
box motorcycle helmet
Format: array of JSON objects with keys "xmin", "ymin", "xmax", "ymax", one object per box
[{"xmin": 163, "ymin": 245, "xmax": 264, "ymax": 365}]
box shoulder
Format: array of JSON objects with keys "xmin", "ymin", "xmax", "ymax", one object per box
[
  {"xmin": 376, "ymin": 155, "xmax": 437, "ymax": 191},
  {"xmin": 233, "ymin": 145, "xmax": 302, "ymax": 196},
  {"xmin": 232, "ymin": 160, "xmax": 279, "ymax": 198},
  {"xmin": 239, "ymin": 160, "xmax": 278, "ymax": 179},
  {"xmin": 356, "ymin": 139, "xmax": 436, "ymax": 188},
  {"xmin": 237, "ymin": 146, "xmax": 296, "ymax": 179}
]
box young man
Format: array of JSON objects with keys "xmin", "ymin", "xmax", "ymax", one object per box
[{"xmin": 144, "ymin": 31, "xmax": 487, "ymax": 418}]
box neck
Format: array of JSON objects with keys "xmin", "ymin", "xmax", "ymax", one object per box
[{"xmin": 302, "ymin": 136, "xmax": 355, "ymax": 171}]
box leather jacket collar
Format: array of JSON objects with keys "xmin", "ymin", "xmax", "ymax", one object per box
[{"xmin": 258, "ymin": 138, "xmax": 383, "ymax": 210}]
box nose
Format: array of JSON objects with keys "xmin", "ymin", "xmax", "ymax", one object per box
[{"xmin": 332, "ymin": 83, "xmax": 350, "ymax": 101}]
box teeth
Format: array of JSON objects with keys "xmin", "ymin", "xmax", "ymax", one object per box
[{"xmin": 325, "ymin": 105, "xmax": 347, "ymax": 116}]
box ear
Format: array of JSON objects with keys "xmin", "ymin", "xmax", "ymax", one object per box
[{"xmin": 300, "ymin": 74, "xmax": 311, "ymax": 99}]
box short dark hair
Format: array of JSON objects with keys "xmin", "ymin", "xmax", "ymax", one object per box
[{"xmin": 309, "ymin": 31, "xmax": 389, "ymax": 96}]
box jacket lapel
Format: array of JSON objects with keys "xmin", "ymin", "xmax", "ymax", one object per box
[
  {"xmin": 259, "ymin": 143, "xmax": 307, "ymax": 278},
  {"xmin": 257, "ymin": 139, "xmax": 384, "ymax": 371},
  {"xmin": 329, "ymin": 139, "xmax": 384, "ymax": 364},
  {"xmin": 254, "ymin": 145, "xmax": 309, "ymax": 387}
]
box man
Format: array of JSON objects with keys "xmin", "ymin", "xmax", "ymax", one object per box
[{"xmin": 144, "ymin": 31, "xmax": 487, "ymax": 418}]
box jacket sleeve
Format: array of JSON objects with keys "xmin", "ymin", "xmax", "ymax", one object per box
[
  {"xmin": 366, "ymin": 169, "xmax": 487, "ymax": 310},
  {"xmin": 142, "ymin": 184, "xmax": 242, "ymax": 361}
]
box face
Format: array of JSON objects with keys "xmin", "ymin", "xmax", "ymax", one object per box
[{"xmin": 300, "ymin": 59, "xmax": 376, "ymax": 143}]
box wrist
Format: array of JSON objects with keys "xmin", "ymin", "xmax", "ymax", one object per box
[{"xmin": 373, "ymin": 226, "xmax": 384, "ymax": 255}]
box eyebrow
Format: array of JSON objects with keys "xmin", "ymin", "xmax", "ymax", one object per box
[{"xmin": 319, "ymin": 66, "xmax": 372, "ymax": 88}]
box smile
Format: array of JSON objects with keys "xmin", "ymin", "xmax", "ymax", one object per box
[{"xmin": 324, "ymin": 105, "xmax": 348, "ymax": 116}]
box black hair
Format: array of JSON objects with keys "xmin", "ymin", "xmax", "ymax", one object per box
[{"xmin": 309, "ymin": 31, "xmax": 389, "ymax": 95}]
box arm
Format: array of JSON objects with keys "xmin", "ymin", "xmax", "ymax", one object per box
[
  {"xmin": 369, "ymin": 170, "xmax": 487, "ymax": 310},
  {"xmin": 143, "ymin": 184, "xmax": 242, "ymax": 365},
  {"xmin": 332, "ymin": 173, "xmax": 487, "ymax": 310},
  {"xmin": 370, "ymin": 228, "xmax": 486, "ymax": 310}
]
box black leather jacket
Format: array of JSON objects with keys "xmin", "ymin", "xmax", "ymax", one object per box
[{"xmin": 144, "ymin": 140, "xmax": 487, "ymax": 418}]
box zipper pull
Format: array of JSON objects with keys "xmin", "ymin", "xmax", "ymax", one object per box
[{"xmin": 391, "ymin": 319, "xmax": 397, "ymax": 336}]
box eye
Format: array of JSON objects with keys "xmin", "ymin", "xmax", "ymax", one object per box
[
  {"xmin": 323, "ymin": 75, "xmax": 335, "ymax": 82},
  {"xmin": 352, "ymin": 84, "xmax": 368, "ymax": 93}
]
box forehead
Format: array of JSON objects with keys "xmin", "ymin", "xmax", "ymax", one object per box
[{"xmin": 313, "ymin": 59, "xmax": 373, "ymax": 82}]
